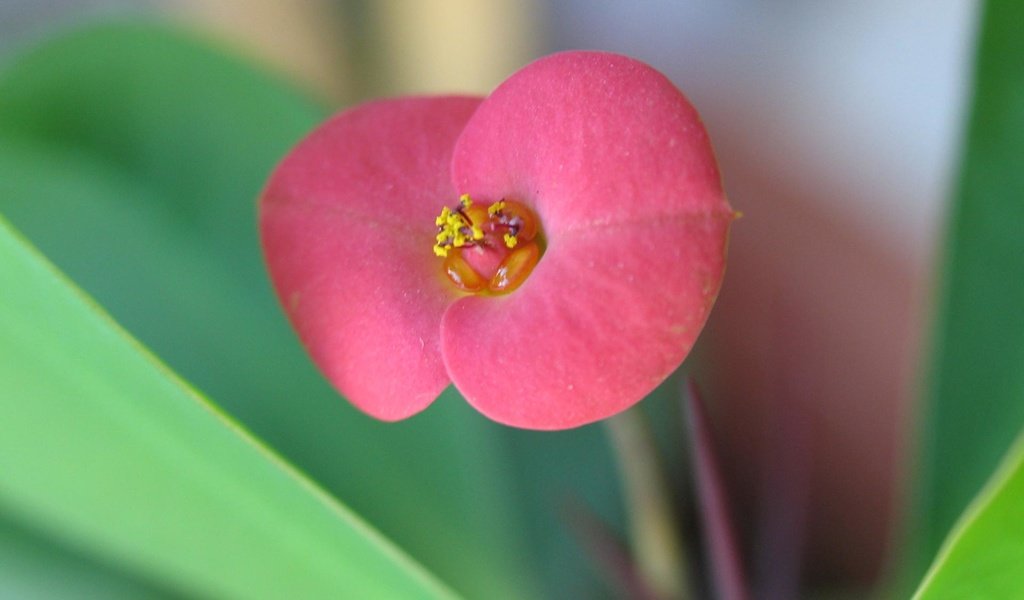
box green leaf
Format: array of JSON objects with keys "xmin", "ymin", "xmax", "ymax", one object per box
[
  {"xmin": 916, "ymin": 0, "xmax": 1024, "ymax": 565},
  {"xmin": 0, "ymin": 22, "xmax": 539, "ymax": 598},
  {"xmin": 492, "ymin": 424, "xmax": 625, "ymax": 599},
  {"xmin": 0, "ymin": 515, "xmax": 172, "ymax": 599},
  {"xmin": 912, "ymin": 431, "xmax": 1024, "ymax": 599},
  {"xmin": 0, "ymin": 215, "xmax": 455, "ymax": 599}
]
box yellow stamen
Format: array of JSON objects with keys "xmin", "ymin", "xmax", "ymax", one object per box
[
  {"xmin": 435, "ymin": 206, "xmax": 451, "ymax": 226},
  {"xmin": 432, "ymin": 194, "xmax": 543, "ymax": 295}
]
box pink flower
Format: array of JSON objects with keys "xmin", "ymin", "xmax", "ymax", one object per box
[{"xmin": 260, "ymin": 51, "xmax": 734, "ymax": 430}]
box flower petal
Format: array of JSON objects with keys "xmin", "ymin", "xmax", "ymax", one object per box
[
  {"xmin": 443, "ymin": 51, "xmax": 731, "ymax": 429},
  {"xmin": 260, "ymin": 97, "xmax": 481, "ymax": 420},
  {"xmin": 451, "ymin": 51, "xmax": 728, "ymax": 235},
  {"xmin": 441, "ymin": 216, "xmax": 731, "ymax": 429}
]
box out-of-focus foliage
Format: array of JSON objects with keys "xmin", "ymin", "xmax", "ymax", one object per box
[
  {"xmin": 917, "ymin": 0, "xmax": 1024, "ymax": 568},
  {"xmin": 0, "ymin": 516, "xmax": 167, "ymax": 599},
  {"xmin": 913, "ymin": 431, "xmax": 1024, "ymax": 599},
  {"xmin": 0, "ymin": 214, "xmax": 455, "ymax": 598}
]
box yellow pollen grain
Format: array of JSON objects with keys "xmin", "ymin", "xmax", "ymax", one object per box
[
  {"xmin": 459, "ymin": 193, "xmax": 472, "ymax": 208},
  {"xmin": 488, "ymin": 200, "xmax": 505, "ymax": 216},
  {"xmin": 504, "ymin": 233, "xmax": 518, "ymax": 248},
  {"xmin": 435, "ymin": 206, "xmax": 451, "ymax": 226}
]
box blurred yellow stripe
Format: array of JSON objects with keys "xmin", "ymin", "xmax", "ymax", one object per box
[
  {"xmin": 371, "ymin": 0, "xmax": 540, "ymax": 95},
  {"xmin": 169, "ymin": 0, "xmax": 353, "ymax": 104}
]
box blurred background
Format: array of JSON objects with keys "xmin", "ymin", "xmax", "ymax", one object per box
[{"xmin": 0, "ymin": 0, "xmax": 979, "ymax": 598}]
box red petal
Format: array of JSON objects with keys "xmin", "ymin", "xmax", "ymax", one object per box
[
  {"xmin": 443, "ymin": 52, "xmax": 732, "ymax": 429},
  {"xmin": 441, "ymin": 217, "xmax": 730, "ymax": 429},
  {"xmin": 451, "ymin": 51, "xmax": 728, "ymax": 235},
  {"xmin": 260, "ymin": 97, "xmax": 481, "ymax": 420}
]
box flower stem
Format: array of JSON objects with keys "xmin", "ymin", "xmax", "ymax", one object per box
[{"xmin": 606, "ymin": 408, "xmax": 691, "ymax": 600}]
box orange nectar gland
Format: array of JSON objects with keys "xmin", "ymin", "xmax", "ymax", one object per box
[{"xmin": 433, "ymin": 194, "xmax": 542, "ymax": 294}]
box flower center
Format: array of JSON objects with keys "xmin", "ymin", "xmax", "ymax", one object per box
[{"xmin": 433, "ymin": 194, "xmax": 542, "ymax": 294}]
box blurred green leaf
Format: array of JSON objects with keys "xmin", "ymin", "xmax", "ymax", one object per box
[
  {"xmin": 0, "ymin": 516, "xmax": 172, "ymax": 599},
  {"xmin": 492, "ymin": 424, "xmax": 625, "ymax": 600},
  {"xmin": 0, "ymin": 216, "xmax": 455, "ymax": 599},
  {"xmin": 917, "ymin": 0, "xmax": 1024, "ymax": 566},
  {"xmin": 913, "ymin": 431, "xmax": 1024, "ymax": 599},
  {"xmin": 0, "ymin": 22, "xmax": 536, "ymax": 598},
  {"xmin": 491, "ymin": 377, "xmax": 691, "ymax": 600}
]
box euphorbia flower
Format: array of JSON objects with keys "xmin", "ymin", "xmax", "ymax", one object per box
[{"xmin": 260, "ymin": 51, "xmax": 734, "ymax": 429}]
